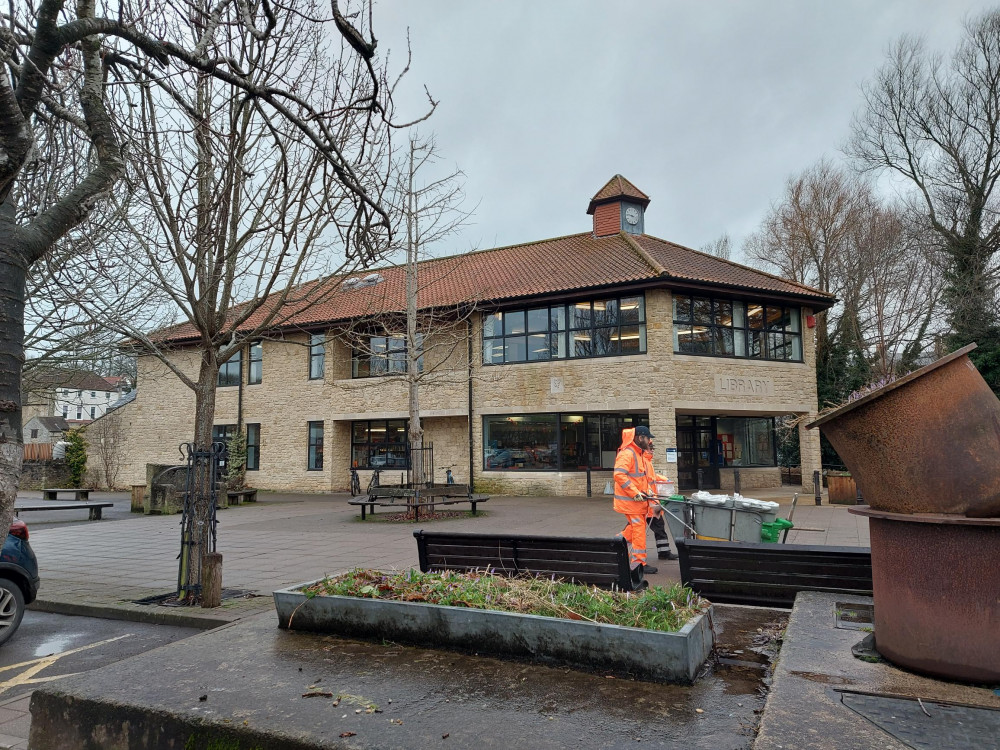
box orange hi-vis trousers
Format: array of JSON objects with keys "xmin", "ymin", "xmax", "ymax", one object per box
[{"xmin": 614, "ymin": 498, "xmax": 649, "ymax": 569}]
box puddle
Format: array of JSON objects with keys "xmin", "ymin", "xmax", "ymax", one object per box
[
  {"xmin": 33, "ymin": 632, "xmax": 86, "ymax": 658},
  {"xmin": 789, "ymin": 670, "xmax": 853, "ymax": 685}
]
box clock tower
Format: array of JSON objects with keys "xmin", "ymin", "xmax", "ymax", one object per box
[{"xmin": 587, "ymin": 175, "xmax": 650, "ymax": 237}]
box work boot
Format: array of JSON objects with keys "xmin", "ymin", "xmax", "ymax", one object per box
[
  {"xmin": 658, "ymin": 551, "xmax": 677, "ymax": 561},
  {"xmin": 642, "ymin": 564, "xmax": 658, "ymax": 575}
]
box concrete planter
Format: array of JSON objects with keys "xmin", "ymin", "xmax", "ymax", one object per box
[{"xmin": 273, "ymin": 580, "xmax": 715, "ymax": 683}]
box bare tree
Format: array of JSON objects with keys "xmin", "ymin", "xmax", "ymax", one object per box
[
  {"xmin": 0, "ymin": 0, "xmax": 410, "ymax": 590},
  {"xmin": 700, "ymin": 233, "xmax": 732, "ymax": 261},
  {"xmin": 744, "ymin": 160, "xmax": 943, "ymax": 403},
  {"xmin": 331, "ymin": 134, "xmax": 476, "ymax": 489},
  {"xmin": 86, "ymin": 407, "xmax": 125, "ymax": 489},
  {"xmin": 849, "ymin": 9, "xmax": 1000, "ymax": 389}
]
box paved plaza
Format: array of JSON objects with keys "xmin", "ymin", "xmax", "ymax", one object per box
[{"xmin": 18, "ymin": 486, "xmax": 867, "ymax": 626}]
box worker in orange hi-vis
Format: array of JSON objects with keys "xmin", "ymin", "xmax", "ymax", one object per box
[{"xmin": 613, "ymin": 426, "xmax": 658, "ymax": 578}]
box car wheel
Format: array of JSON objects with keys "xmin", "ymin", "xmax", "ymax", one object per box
[{"xmin": 0, "ymin": 579, "xmax": 25, "ymax": 646}]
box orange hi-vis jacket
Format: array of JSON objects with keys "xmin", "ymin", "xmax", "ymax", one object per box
[{"xmin": 613, "ymin": 428, "xmax": 653, "ymax": 514}]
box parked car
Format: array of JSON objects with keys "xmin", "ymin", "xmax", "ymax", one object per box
[{"xmin": 0, "ymin": 519, "xmax": 39, "ymax": 646}]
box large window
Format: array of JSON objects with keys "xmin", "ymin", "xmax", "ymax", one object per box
[
  {"xmin": 483, "ymin": 295, "xmax": 646, "ymax": 365},
  {"xmin": 673, "ymin": 294, "xmax": 802, "ymax": 361},
  {"xmin": 308, "ymin": 333, "xmax": 325, "ymax": 380},
  {"xmin": 352, "ymin": 420, "xmax": 408, "ymax": 468},
  {"xmin": 248, "ymin": 341, "xmax": 263, "ymax": 385},
  {"xmin": 307, "ymin": 421, "xmax": 324, "ymax": 470},
  {"xmin": 483, "ymin": 412, "xmax": 648, "ymax": 471},
  {"xmin": 716, "ymin": 417, "xmax": 776, "ymax": 467},
  {"xmin": 218, "ymin": 351, "xmax": 241, "ymax": 387},
  {"xmin": 246, "ymin": 423, "xmax": 260, "ymax": 471},
  {"xmin": 352, "ymin": 335, "xmax": 423, "ymax": 378}
]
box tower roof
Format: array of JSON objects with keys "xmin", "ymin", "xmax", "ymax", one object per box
[{"xmin": 587, "ymin": 175, "xmax": 650, "ymax": 215}]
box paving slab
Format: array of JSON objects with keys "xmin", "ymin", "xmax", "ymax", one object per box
[
  {"xmin": 754, "ymin": 591, "xmax": 1000, "ymax": 750},
  {"xmin": 29, "ymin": 606, "xmax": 776, "ymax": 750}
]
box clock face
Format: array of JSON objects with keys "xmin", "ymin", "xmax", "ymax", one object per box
[{"xmin": 625, "ymin": 206, "xmax": 640, "ymax": 225}]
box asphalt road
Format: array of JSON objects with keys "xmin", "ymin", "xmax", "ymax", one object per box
[{"xmin": 0, "ymin": 611, "xmax": 202, "ymax": 704}]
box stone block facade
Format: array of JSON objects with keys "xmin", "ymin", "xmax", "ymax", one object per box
[{"xmin": 116, "ymin": 288, "xmax": 822, "ymax": 496}]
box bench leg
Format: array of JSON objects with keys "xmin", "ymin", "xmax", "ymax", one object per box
[
  {"xmin": 89, "ymin": 507, "xmax": 102, "ymax": 520},
  {"xmin": 360, "ymin": 504, "xmax": 367, "ymax": 520},
  {"xmin": 471, "ymin": 502, "xmax": 478, "ymax": 515}
]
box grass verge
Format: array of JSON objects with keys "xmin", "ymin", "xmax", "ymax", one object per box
[{"xmin": 304, "ymin": 568, "xmax": 709, "ymax": 632}]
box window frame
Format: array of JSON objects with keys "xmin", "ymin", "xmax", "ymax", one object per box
[
  {"xmin": 307, "ymin": 421, "xmax": 324, "ymax": 470},
  {"xmin": 672, "ymin": 293, "xmax": 803, "ymax": 362},
  {"xmin": 482, "ymin": 412, "xmax": 650, "ymax": 472},
  {"xmin": 352, "ymin": 334, "xmax": 424, "ymax": 379},
  {"xmin": 245, "ymin": 423, "xmax": 260, "ymax": 471},
  {"xmin": 308, "ymin": 334, "xmax": 325, "ymax": 380},
  {"xmin": 483, "ymin": 294, "xmax": 646, "ymax": 366},
  {"xmin": 218, "ymin": 350, "xmax": 242, "ymax": 387},
  {"xmin": 247, "ymin": 341, "xmax": 263, "ymax": 385},
  {"xmin": 351, "ymin": 419, "xmax": 409, "ymax": 469}
]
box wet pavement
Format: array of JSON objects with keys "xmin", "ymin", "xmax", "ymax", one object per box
[{"xmin": 30, "ymin": 604, "xmax": 785, "ymax": 749}]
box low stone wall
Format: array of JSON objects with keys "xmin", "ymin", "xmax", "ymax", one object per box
[
  {"xmin": 20, "ymin": 460, "xmax": 72, "ymax": 490},
  {"xmin": 718, "ymin": 467, "xmax": 781, "ymax": 492}
]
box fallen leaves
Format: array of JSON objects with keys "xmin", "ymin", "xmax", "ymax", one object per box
[
  {"xmin": 339, "ymin": 731, "xmax": 356, "ymax": 738},
  {"xmin": 302, "ymin": 691, "xmax": 335, "ymax": 698}
]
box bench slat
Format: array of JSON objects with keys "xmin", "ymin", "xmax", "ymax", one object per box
[
  {"xmin": 423, "ymin": 544, "xmax": 623, "ymax": 565},
  {"xmin": 425, "ymin": 553, "xmax": 622, "ymax": 572}
]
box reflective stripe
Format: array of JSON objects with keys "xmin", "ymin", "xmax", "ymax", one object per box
[
  {"xmin": 614, "ymin": 493, "xmax": 642, "ymax": 502},
  {"xmin": 614, "ymin": 468, "xmax": 628, "ymax": 474}
]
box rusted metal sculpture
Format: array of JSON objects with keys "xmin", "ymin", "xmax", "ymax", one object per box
[
  {"xmin": 809, "ymin": 344, "xmax": 1000, "ymax": 682},
  {"xmin": 808, "ymin": 344, "xmax": 1000, "ymax": 517}
]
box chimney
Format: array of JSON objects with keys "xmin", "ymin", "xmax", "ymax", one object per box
[{"xmin": 587, "ymin": 175, "xmax": 651, "ymax": 237}]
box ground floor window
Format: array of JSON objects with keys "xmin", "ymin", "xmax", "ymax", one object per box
[
  {"xmin": 308, "ymin": 421, "xmax": 324, "ymax": 470},
  {"xmin": 246, "ymin": 423, "xmax": 260, "ymax": 471},
  {"xmin": 352, "ymin": 419, "xmax": 408, "ymax": 469},
  {"xmin": 483, "ymin": 412, "xmax": 648, "ymax": 471},
  {"xmin": 676, "ymin": 415, "xmax": 776, "ymax": 490}
]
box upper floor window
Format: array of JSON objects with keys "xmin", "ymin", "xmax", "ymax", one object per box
[
  {"xmin": 218, "ymin": 351, "xmax": 241, "ymax": 387},
  {"xmin": 89, "ymin": 406, "xmax": 95, "ymax": 419},
  {"xmin": 90, "ymin": 391, "xmax": 96, "ymax": 398},
  {"xmin": 352, "ymin": 334, "xmax": 424, "ymax": 378},
  {"xmin": 248, "ymin": 341, "xmax": 263, "ymax": 385},
  {"xmin": 309, "ymin": 334, "xmax": 325, "ymax": 380},
  {"xmin": 672, "ymin": 294, "xmax": 802, "ymax": 361},
  {"xmin": 483, "ymin": 295, "xmax": 646, "ymax": 365}
]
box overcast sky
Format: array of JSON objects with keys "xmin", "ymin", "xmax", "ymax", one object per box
[{"xmin": 375, "ymin": 1, "xmax": 997, "ymax": 263}]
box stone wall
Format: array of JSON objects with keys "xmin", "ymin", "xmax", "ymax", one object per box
[
  {"xmin": 117, "ymin": 288, "xmax": 822, "ymax": 495},
  {"xmin": 20, "ymin": 460, "xmax": 72, "ymax": 490}
]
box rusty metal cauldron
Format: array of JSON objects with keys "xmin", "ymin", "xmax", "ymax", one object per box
[
  {"xmin": 808, "ymin": 344, "xmax": 1000, "ymax": 682},
  {"xmin": 808, "ymin": 344, "xmax": 1000, "ymax": 517}
]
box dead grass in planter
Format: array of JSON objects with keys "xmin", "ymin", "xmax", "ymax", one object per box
[{"xmin": 303, "ymin": 568, "xmax": 710, "ymax": 632}]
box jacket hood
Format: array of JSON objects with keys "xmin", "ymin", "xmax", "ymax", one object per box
[{"xmin": 619, "ymin": 427, "xmax": 636, "ymax": 452}]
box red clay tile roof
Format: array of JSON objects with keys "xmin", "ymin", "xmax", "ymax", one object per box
[
  {"xmin": 152, "ymin": 230, "xmax": 833, "ymax": 344},
  {"xmin": 631, "ymin": 234, "xmax": 830, "ymax": 299},
  {"xmin": 587, "ymin": 175, "xmax": 650, "ymax": 214}
]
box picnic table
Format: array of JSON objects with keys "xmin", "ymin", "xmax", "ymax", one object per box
[{"xmin": 349, "ymin": 484, "xmax": 489, "ymax": 520}]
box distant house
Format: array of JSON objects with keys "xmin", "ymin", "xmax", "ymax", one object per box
[
  {"xmin": 23, "ymin": 416, "xmax": 69, "ymax": 444},
  {"xmin": 22, "ymin": 367, "xmax": 127, "ymax": 426}
]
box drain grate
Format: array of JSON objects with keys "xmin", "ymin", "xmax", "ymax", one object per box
[
  {"xmin": 132, "ymin": 589, "xmax": 260, "ymax": 606},
  {"xmin": 836, "ymin": 602, "xmax": 874, "ymax": 630},
  {"xmin": 838, "ymin": 689, "xmax": 1000, "ymax": 750}
]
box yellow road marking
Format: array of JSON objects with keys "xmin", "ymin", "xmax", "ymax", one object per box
[{"xmin": 0, "ymin": 634, "xmax": 132, "ymax": 695}]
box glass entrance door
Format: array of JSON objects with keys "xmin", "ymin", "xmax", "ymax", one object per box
[{"xmin": 676, "ymin": 416, "xmax": 721, "ymax": 490}]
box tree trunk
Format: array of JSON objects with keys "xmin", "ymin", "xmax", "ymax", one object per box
[
  {"xmin": 180, "ymin": 350, "xmax": 220, "ymax": 602},
  {"xmin": 0, "ymin": 219, "xmax": 27, "ymax": 534},
  {"xmin": 405, "ymin": 144, "xmax": 424, "ymax": 488}
]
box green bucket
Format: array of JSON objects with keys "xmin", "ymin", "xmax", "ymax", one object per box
[{"xmin": 761, "ymin": 517, "xmax": 794, "ymax": 543}]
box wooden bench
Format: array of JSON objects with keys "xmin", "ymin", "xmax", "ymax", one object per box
[
  {"xmin": 676, "ymin": 538, "xmax": 873, "ymax": 608},
  {"xmin": 16, "ymin": 502, "xmax": 114, "ymax": 520},
  {"xmin": 41, "ymin": 488, "xmax": 93, "ymax": 502},
  {"xmin": 413, "ymin": 531, "xmax": 643, "ymax": 591},
  {"xmin": 226, "ymin": 488, "xmax": 258, "ymax": 506},
  {"xmin": 350, "ymin": 485, "xmax": 489, "ymax": 520}
]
